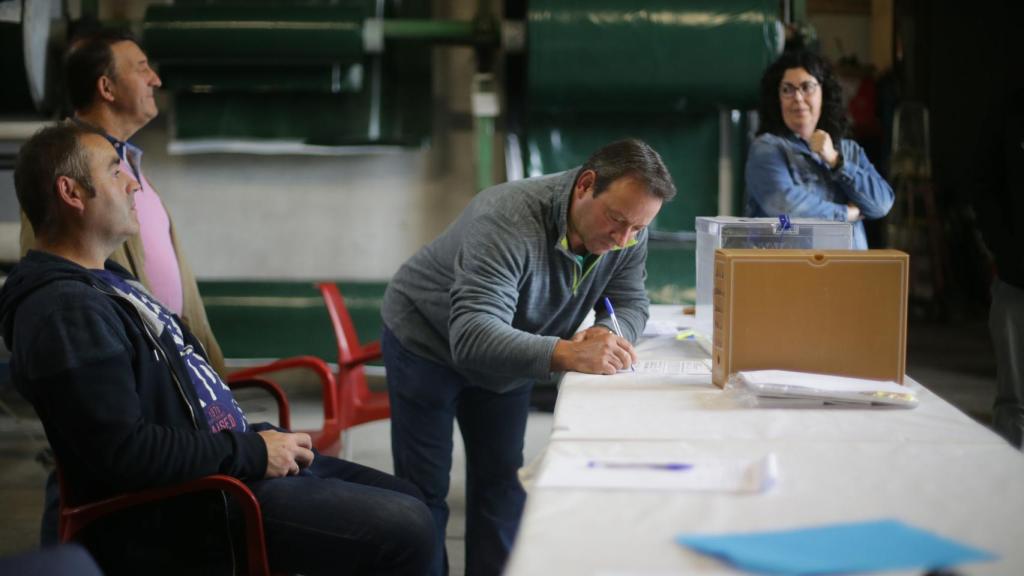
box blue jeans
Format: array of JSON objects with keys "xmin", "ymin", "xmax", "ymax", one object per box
[
  {"xmin": 0, "ymin": 544, "xmax": 102, "ymax": 576},
  {"xmin": 382, "ymin": 326, "xmax": 532, "ymax": 576},
  {"xmin": 245, "ymin": 452, "xmax": 435, "ymax": 575},
  {"xmin": 41, "ymin": 470, "xmax": 59, "ymax": 546},
  {"xmin": 43, "ymin": 441, "xmax": 433, "ymax": 575}
]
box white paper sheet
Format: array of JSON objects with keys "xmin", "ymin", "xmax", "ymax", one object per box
[
  {"xmin": 618, "ymin": 360, "xmax": 711, "ymax": 376},
  {"xmin": 642, "ymin": 320, "xmax": 688, "ymax": 337},
  {"xmin": 644, "ymin": 360, "xmax": 711, "ymax": 375}
]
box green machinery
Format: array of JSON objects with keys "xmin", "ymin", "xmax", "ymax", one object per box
[
  {"xmin": 141, "ymin": 0, "xmax": 786, "ymax": 357},
  {"xmin": 143, "ymin": 0, "xmax": 781, "ymax": 234},
  {"xmin": 513, "ymin": 0, "xmax": 781, "ymax": 231},
  {"xmin": 144, "ymin": 1, "xmax": 436, "ymax": 149}
]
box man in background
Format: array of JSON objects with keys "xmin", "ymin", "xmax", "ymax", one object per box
[{"xmin": 19, "ymin": 28, "xmax": 224, "ymax": 375}]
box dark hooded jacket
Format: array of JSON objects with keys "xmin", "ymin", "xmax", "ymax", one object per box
[{"xmin": 0, "ymin": 250, "xmax": 267, "ymax": 573}]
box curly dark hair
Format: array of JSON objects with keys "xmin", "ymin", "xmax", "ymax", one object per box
[{"xmin": 756, "ymin": 50, "xmax": 848, "ymax": 143}]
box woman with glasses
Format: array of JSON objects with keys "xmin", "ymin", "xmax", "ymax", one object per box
[{"xmin": 745, "ymin": 50, "xmax": 893, "ymax": 249}]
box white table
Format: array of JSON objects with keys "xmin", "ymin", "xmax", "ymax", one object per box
[{"xmin": 506, "ymin": 306, "xmax": 1024, "ymax": 575}]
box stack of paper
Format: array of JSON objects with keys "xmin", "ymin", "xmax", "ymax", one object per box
[{"xmin": 732, "ymin": 370, "xmax": 918, "ymax": 408}]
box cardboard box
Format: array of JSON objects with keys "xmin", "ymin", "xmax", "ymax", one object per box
[{"xmin": 712, "ymin": 249, "xmax": 909, "ymax": 388}]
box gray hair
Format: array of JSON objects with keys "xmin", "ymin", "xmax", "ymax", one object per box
[
  {"xmin": 580, "ymin": 138, "xmax": 676, "ymax": 201},
  {"xmin": 14, "ymin": 124, "xmax": 95, "ymax": 237}
]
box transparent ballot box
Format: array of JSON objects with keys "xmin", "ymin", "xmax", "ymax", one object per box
[{"xmin": 693, "ymin": 217, "xmax": 853, "ymax": 349}]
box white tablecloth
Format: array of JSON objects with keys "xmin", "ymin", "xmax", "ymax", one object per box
[{"xmin": 505, "ymin": 306, "xmax": 1024, "ymax": 575}]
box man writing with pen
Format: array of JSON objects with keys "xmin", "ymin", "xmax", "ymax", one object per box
[{"xmin": 381, "ymin": 138, "xmax": 677, "ymax": 575}]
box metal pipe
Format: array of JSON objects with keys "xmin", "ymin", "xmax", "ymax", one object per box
[
  {"xmin": 476, "ymin": 116, "xmax": 495, "ymax": 191},
  {"xmin": 145, "ymin": 5, "xmax": 495, "ymax": 60},
  {"xmin": 473, "ymin": 73, "xmax": 499, "ymax": 191},
  {"xmin": 381, "ymin": 19, "xmax": 477, "ymax": 43}
]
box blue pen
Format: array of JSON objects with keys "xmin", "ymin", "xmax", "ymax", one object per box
[
  {"xmin": 602, "ymin": 297, "xmax": 635, "ymax": 372},
  {"xmin": 587, "ymin": 461, "xmax": 693, "ymax": 471}
]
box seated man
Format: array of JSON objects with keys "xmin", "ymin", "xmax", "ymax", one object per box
[
  {"xmin": 23, "ymin": 26, "xmax": 229, "ymax": 548},
  {"xmin": 0, "ymin": 124, "xmax": 435, "ymax": 575}
]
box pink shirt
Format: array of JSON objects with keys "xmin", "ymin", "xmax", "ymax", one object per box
[{"xmin": 123, "ymin": 148, "xmax": 184, "ymax": 315}]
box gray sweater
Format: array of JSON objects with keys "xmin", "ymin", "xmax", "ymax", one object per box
[{"xmin": 382, "ymin": 168, "xmax": 650, "ymax": 393}]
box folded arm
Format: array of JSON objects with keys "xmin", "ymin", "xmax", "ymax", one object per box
[
  {"xmin": 746, "ymin": 138, "xmax": 850, "ymax": 222},
  {"xmin": 833, "ymin": 139, "xmax": 895, "ymax": 220}
]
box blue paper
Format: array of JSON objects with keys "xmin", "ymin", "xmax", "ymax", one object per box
[{"xmin": 676, "ymin": 519, "xmax": 996, "ymax": 575}]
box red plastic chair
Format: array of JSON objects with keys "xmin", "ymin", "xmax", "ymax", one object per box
[
  {"xmin": 316, "ymin": 283, "xmax": 390, "ymax": 431},
  {"xmin": 59, "ymin": 473, "xmax": 273, "ymax": 576},
  {"xmin": 58, "ymin": 377, "xmax": 290, "ymax": 576},
  {"xmin": 228, "ymin": 355, "xmax": 342, "ymax": 455},
  {"xmin": 225, "ymin": 284, "xmax": 387, "ymax": 455},
  {"xmin": 228, "ymin": 376, "xmax": 291, "ymax": 430}
]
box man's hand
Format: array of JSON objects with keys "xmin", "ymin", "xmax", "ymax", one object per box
[
  {"xmin": 258, "ymin": 430, "xmax": 314, "ymax": 478},
  {"xmin": 809, "ymin": 129, "xmax": 840, "ymax": 168},
  {"xmin": 846, "ymin": 203, "xmax": 863, "ymax": 222},
  {"xmin": 571, "ymin": 325, "xmax": 615, "ymax": 343},
  {"xmin": 552, "ymin": 330, "xmax": 638, "ymax": 375}
]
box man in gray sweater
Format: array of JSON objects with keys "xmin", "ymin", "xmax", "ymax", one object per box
[{"xmin": 381, "ymin": 139, "xmax": 676, "ymax": 575}]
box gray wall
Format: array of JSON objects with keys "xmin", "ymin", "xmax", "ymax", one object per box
[{"xmin": 134, "ymin": 111, "xmax": 478, "ymax": 281}]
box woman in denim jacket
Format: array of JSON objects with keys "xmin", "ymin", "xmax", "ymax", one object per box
[{"xmin": 745, "ymin": 51, "xmax": 893, "ymax": 249}]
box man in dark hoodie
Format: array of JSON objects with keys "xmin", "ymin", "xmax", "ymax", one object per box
[{"xmin": 0, "ymin": 124, "xmax": 435, "ymax": 574}]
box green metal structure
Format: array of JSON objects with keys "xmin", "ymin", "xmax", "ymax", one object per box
[
  {"xmin": 525, "ymin": 0, "xmax": 782, "ymax": 113},
  {"xmin": 143, "ymin": 1, "xmax": 435, "ymax": 147},
  {"xmin": 512, "ymin": 0, "xmax": 781, "ymax": 236},
  {"xmin": 147, "ymin": 0, "xmax": 788, "ymax": 362}
]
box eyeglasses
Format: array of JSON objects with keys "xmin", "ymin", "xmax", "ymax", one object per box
[{"xmin": 779, "ymin": 80, "xmax": 820, "ymax": 100}]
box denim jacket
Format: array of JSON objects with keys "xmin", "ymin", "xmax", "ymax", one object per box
[{"xmin": 745, "ymin": 132, "xmax": 894, "ymax": 249}]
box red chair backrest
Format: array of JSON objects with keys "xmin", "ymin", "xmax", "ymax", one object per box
[
  {"xmin": 315, "ymin": 282, "xmax": 389, "ymax": 429},
  {"xmin": 318, "ymin": 282, "xmax": 362, "ymax": 367}
]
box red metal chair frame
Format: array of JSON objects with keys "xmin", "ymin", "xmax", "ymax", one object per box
[
  {"xmin": 59, "ymin": 473, "xmax": 273, "ymax": 576},
  {"xmin": 228, "ymin": 376, "xmax": 291, "ymax": 430},
  {"xmin": 228, "ymin": 356, "xmax": 341, "ymax": 455},
  {"xmin": 57, "ymin": 377, "xmax": 291, "ymax": 576}
]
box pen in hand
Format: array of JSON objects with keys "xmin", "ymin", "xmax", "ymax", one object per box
[{"xmin": 602, "ymin": 297, "xmax": 635, "ymax": 372}]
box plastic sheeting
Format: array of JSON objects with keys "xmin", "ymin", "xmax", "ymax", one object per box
[
  {"xmin": 144, "ymin": 5, "xmax": 366, "ymax": 62},
  {"xmin": 526, "ymin": 0, "xmax": 783, "ymax": 113},
  {"xmin": 143, "ymin": 1, "xmax": 433, "ymax": 148},
  {"xmin": 511, "ymin": 0, "xmax": 774, "ymax": 242}
]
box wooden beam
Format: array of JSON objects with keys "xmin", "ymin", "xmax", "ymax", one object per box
[
  {"xmin": 808, "ymin": 0, "xmax": 870, "ymax": 15},
  {"xmin": 871, "ymin": 0, "xmax": 894, "ymax": 72}
]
